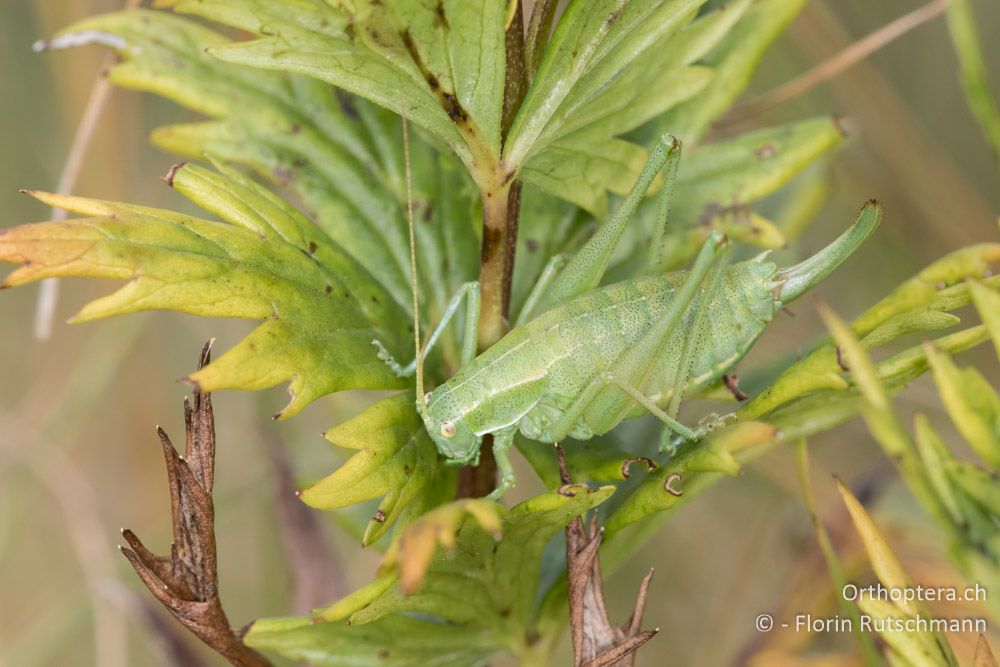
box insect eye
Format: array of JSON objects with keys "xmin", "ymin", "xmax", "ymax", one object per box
[
  {"xmin": 440, "ymin": 421, "xmax": 456, "ymax": 438},
  {"xmin": 424, "ymin": 391, "xmax": 433, "ymax": 404}
]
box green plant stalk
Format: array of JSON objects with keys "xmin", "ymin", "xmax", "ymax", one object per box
[
  {"xmin": 462, "ymin": 1, "xmax": 529, "ymax": 497},
  {"xmin": 946, "ymin": 0, "xmax": 1000, "ymax": 167}
]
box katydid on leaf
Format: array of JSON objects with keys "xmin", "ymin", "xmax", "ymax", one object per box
[{"xmin": 375, "ymin": 132, "xmax": 881, "ymax": 499}]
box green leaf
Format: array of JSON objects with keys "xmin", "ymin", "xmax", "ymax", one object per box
[
  {"xmin": 946, "ymin": 460, "xmax": 1000, "ymax": 518},
  {"xmin": 969, "ymin": 280, "xmax": 1000, "ymax": 360},
  {"xmin": 253, "ymin": 487, "xmax": 612, "ymax": 665},
  {"xmin": 518, "ymin": 134, "xmax": 648, "ymax": 215},
  {"xmin": 656, "ymin": 0, "xmax": 809, "ymax": 143},
  {"xmin": 912, "ymin": 414, "xmax": 963, "ymax": 525},
  {"xmin": 924, "ymin": 343, "xmax": 1000, "ymax": 468},
  {"xmin": 46, "ymin": 9, "xmax": 481, "ymax": 326},
  {"xmin": 300, "ymin": 393, "xmax": 457, "ymax": 546},
  {"xmin": 511, "ymin": 0, "xmax": 757, "ymax": 214},
  {"xmin": 746, "ymin": 245, "xmax": 1000, "ymax": 419},
  {"xmin": 946, "ymin": 0, "xmax": 1000, "ymax": 166},
  {"xmin": 835, "ymin": 477, "xmax": 918, "ymax": 615},
  {"xmin": 0, "ymin": 164, "xmax": 408, "ymax": 417},
  {"xmin": 673, "ymin": 116, "xmax": 845, "ymax": 219},
  {"xmin": 855, "ymin": 597, "xmax": 954, "ymax": 667},
  {"xmin": 350, "ymin": 487, "xmax": 612, "ymax": 630},
  {"xmin": 379, "ymin": 498, "xmax": 504, "ymax": 594},
  {"xmin": 246, "ymin": 614, "xmax": 497, "ymax": 667},
  {"xmin": 606, "ymin": 421, "xmax": 776, "ymax": 533},
  {"xmin": 163, "ymin": 0, "xmax": 506, "ymax": 172},
  {"xmin": 506, "ymin": 0, "xmax": 706, "ymax": 167}
]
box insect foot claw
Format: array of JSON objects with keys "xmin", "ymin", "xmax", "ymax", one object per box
[
  {"xmin": 371, "ymin": 339, "xmax": 409, "ymax": 378},
  {"xmin": 664, "ymin": 472, "xmax": 683, "ymax": 497},
  {"xmin": 696, "ymin": 412, "xmax": 738, "ymax": 436},
  {"xmin": 621, "ymin": 457, "xmax": 658, "ymax": 479},
  {"xmin": 487, "ymin": 477, "xmax": 516, "ymax": 501},
  {"xmin": 557, "ymin": 483, "xmax": 588, "ymax": 497}
]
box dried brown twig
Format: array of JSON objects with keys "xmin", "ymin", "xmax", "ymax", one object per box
[
  {"xmin": 118, "ymin": 341, "xmax": 273, "ymax": 667},
  {"xmin": 558, "ymin": 446, "xmax": 658, "ymax": 667}
]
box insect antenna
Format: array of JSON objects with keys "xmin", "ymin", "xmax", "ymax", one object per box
[{"xmin": 402, "ymin": 116, "xmax": 429, "ymax": 418}]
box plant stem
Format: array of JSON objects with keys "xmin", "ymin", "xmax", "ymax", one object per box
[
  {"xmin": 477, "ymin": 176, "xmax": 517, "ymax": 350},
  {"xmin": 460, "ymin": 0, "xmax": 528, "ymax": 498}
]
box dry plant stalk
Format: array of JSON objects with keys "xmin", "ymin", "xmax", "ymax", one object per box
[
  {"xmin": 118, "ymin": 341, "xmax": 272, "ymax": 667},
  {"xmin": 558, "ymin": 446, "xmax": 658, "ymax": 667}
]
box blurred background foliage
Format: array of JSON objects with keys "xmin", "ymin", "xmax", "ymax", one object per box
[{"xmin": 1, "ymin": 0, "xmax": 999, "ymax": 665}]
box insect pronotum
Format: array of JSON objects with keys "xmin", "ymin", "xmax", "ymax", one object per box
[{"xmin": 375, "ymin": 131, "xmax": 881, "ymax": 499}]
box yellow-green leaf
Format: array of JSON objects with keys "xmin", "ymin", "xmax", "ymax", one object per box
[
  {"xmin": 835, "ymin": 477, "xmax": 917, "ymax": 616},
  {"xmin": 1, "ymin": 165, "xmax": 409, "ymax": 418},
  {"xmin": 924, "ymin": 343, "xmax": 1000, "ymax": 467},
  {"xmin": 301, "ymin": 393, "xmax": 457, "ymax": 546}
]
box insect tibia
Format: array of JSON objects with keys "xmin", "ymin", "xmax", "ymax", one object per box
[
  {"xmin": 774, "ymin": 201, "xmax": 882, "ymax": 305},
  {"xmin": 371, "ymin": 338, "xmax": 416, "ymax": 378}
]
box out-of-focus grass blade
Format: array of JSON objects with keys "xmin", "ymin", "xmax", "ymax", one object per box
[
  {"xmin": 946, "ymin": 0, "xmax": 1000, "ymax": 166},
  {"xmin": 795, "ymin": 442, "xmax": 881, "ymax": 666}
]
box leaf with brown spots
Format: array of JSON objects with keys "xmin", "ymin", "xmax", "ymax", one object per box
[
  {"xmin": 0, "ymin": 163, "xmax": 409, "ymax": 418},
  {"xmin": 144, "ymin": 0, "xmax": 506, "ymax": 173},
  {"xmin": 41, "ymin": 9, "xmax": 481, "ymax": 327}
]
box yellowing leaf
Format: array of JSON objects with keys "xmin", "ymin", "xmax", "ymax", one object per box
[
  {"xmin": 855, "ymin": 597, "xmax": 952, "ymax": 667},
  {"xmin": 835, "ymin": 477, "xmax": 917, "ymax": 616},
  {"xmin": 300, "ymin": 393, "xmax": 457, "ymax": 546},
  {"xmin": 924, "ymin": 342, "xmax": 1000, "ymax": 467},
  {"xmin": 0, "ymin": 164, "xmax": 408, "ymax": 418},
  {"xmin": 44, "ymin": 9, "xmax": 481, "ymax": 325},
  {"xmin": 975, "ymin": 634, "xmax": 999, "ymax": 667},
  {"xmin": 351, "ymin": 486, "xmax": 612, "ymax": 628},
  {"xmin": 970, "ymin": 279, "xmax": 1000, "ymax": 360},
  {"xmin": 381, "ymin": 499, "xmax": 504, "ymax": 594}
]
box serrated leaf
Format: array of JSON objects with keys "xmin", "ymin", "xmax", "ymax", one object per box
[
  {"xmin": 656, "ymin": 0, "xmax": 809, "ymax": 142},
  {"xmin": 46, "ymin": 9, "xmax": 481, "ymax": 326},
  {"xmin": 0, "ymin": 164, "xmax": 408, "ymax": 417},
  {"xmin": 506, "ymin": 0, "xmax": 707, "ymax": 167},
  {"xmin": 163, "ymin": 0, "xmax": 505, "ymax": 171},
  {"xmin": 258, "ymin": 487, "xmax": 612, "ymax": 665},
  {"xmin": 352, "ymin": 487, "xmax": 612, "ymax": 631},
  {"xmin": 300, "ymin": 393, "xmax": 457, "ymax": 545}
]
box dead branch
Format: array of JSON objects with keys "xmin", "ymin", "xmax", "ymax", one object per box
[
  {"xmin": 558, "ymin": 446, "xmax": 659, "ymax": 667},
  {"xmin": 119, "ymin": 341, "xmax": 273, "ymax": 667}
]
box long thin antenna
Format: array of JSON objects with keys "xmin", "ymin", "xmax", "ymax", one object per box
[{"xmin": 402, "ymin": 116, "xmax": 426, "ymax": 410}]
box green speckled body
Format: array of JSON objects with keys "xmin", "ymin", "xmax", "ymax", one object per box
[{"xmin": 430, "ymin": 258, "xmax": 778, "ymax": 443}]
